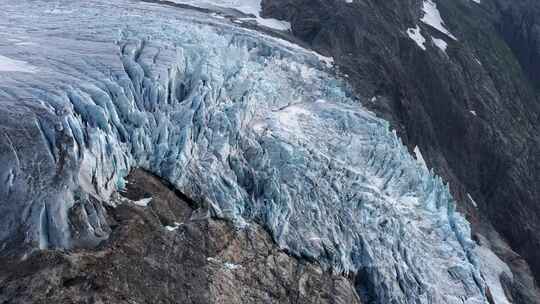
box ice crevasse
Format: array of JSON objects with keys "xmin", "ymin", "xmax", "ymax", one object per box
[{"xmin": 0, "ymin": 0, "xmax": 495, "ymax": 303}]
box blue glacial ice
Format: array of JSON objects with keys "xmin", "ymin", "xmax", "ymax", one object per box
[{"xmin": 0, "ymin": 0, "xmax": 493, "ymax": 303}]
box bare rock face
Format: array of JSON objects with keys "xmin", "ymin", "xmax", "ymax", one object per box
[{"xmin": 0, "ymin": 169, "xmax": 361, "ymax": 304}]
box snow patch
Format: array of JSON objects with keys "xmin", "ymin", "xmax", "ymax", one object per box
[
  {"xmin": 132, "ymin": 197, "xmax": 152, "ymax": 207},
  {"xmin": 432, "ymin": 37, "xmax": 448, "ymax": 52},
  {"xmin": 421, "ymin": 0, "xmax": 457, "ymax": 40},
  {"xmin": 407, "ymin": 26, "xmax": 426, "ymax": 50},
  {"xmin": 165, "ymin": 222, "xmax": 182, "ymax": 231},
  {"xmin": 467, "ymin": 194, "xmax": 478, "ymax": 208}
]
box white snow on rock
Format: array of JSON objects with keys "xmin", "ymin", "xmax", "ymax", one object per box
[
  {"xmin": 162, "ymin": 0, "xmax": 291, "ymax": 31},
  {"xmin": 0, "ymin": 54, "xmax": 37, "ymax": 73},
  {"xmin": 407, "ymin": 26, "xmax": 426, "ymax": 50},
  {"xmin": 432, "ymin": 37, "xmax": 448, "ymax": 52},
  {"xmin": 467, "ymin": 194, "xmax": 478, "ymax": 207},
  {"xmin": 165, "ymin": 222, "xmax": 182, "ymax": 231},
  {"xmin": 132, "ymin": 197, "xmax": 152, "ymax": 207},
  {"xmin": 421, "ymin": 0, "xmax": 457, "ymax": 40},
  {"xmin": 165, "ymin": 225, "xmax": 178, "ymax": 231}
]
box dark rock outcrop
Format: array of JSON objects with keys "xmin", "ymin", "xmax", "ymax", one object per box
[
  {"xmin": 261, "ymin": 0, "xmax": 540, "ymax": 302},
  {"xmin": 0, "ymin": 170, "xmax": 361, "ymax": 304}
]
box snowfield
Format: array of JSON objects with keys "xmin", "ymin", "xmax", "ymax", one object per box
[{"xmin": 0, "ymin": 0, "xmax": 503, "ymax": 303}]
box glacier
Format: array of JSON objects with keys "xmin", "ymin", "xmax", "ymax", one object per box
[{"xmin": 0, "ymin": 0, "xmax": 495, "ymax": 303}]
